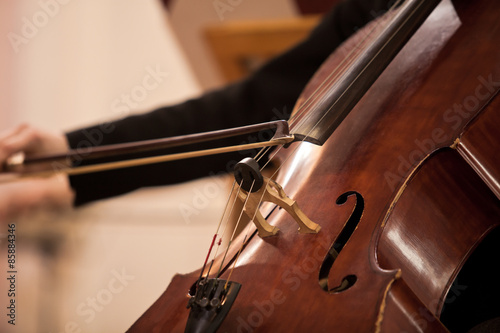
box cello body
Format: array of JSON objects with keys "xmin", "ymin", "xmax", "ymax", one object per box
[{"xmin": 129, "ymin": 0, "xmax": 500, "ymax": 331}]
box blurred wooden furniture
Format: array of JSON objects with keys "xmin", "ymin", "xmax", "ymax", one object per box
[
  {"xmin": 204, "ymin": 15, "xmax": 321, "ymax": 82},
  {"xmin": 162, "ymin": 0, "xmax": 339, "ymax": 14}
]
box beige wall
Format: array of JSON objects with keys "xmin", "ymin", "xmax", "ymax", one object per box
[
  {"xmin": 0, "ymin": 2, "xmax": 16, "ymax": 127},
  {"xmin": 8, "ymin": 0, "xmax": 201, "ymax": 131}
]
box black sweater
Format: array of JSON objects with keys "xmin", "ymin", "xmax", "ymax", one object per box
[{"xmin": 66, "ymin": 0, "xmax": 390, "ymax": 206}]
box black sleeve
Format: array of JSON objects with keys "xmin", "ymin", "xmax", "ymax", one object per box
[{"xmin": 66, "ymin": 0, "xmax": 390, "ymax": 206}]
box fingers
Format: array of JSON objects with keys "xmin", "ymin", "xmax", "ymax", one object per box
[
  {"xmin": 0, "ymin": 124, "xmax": 39, "ymax": 172},
  {"xmin": 0, "ymin": 124, "xmax": 28, "ymax": 162},
  {"xmin": 0, "ymin": 124, "xmax": 69, "ymax": 171},
  {"xmin": 0, "ymin": 124, "xmax": 39, "ymax": 162}
]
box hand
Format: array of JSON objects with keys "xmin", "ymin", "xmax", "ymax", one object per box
[
  {"xmin": 0, "ymin": 124, "xmax": 69, "ymax": 170},
  {"xmin": 0, "ymin": 124, "xmax": 75, "ymax": 224}
]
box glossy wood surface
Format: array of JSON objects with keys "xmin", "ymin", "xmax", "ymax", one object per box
[
  {"xmin": 457, "ymin": 98, "xmax": 500, "ymax": 199},
  {"xmin": 128, "ymin": 0, "xmax": 500, "ymax": 331}
]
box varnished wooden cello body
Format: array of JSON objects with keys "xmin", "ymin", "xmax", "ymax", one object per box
[{"xmin": 124, "ymin": 0, "xmax": 500, "ymax": 331}]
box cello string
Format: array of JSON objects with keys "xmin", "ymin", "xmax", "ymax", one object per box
[
  {"xmin": 295, "ymin": 0, "xmax": 421, "ymax": 145},
  {"xmin": 232, "ymin": 3, "xmax": 398, "ymax": 177},
  {"xmin": 249, "ymin": 23, "xmax": 384, "ymax": 180},
  {"xmin": 223, "ymin": 233, "xmax": 248, "ymax": 290},
  {"xmin": 204, "ymin": 181, "xmax": 245, "ymax": 279},
  {"xmin": 219, "ymin": 175, "xmax": 282, "ymax": 287},
  {"xmin": 254, "ymin": 145, "xmax": 272, "ymax": 162},
  {"xmin": 215, "ymin": 179, "xmax": 257, "ymax": 279},
  {"xmin": 212, "ymin": 148, "xmax": 274, "ymax": 280},
  {"xmin": 216, "ymin": 0, "xmax": 409, "ymax": 279},
  {"xmin": 255, "ymin": 0, "xmax": 403, "ymax": 174},
  {"xmin": 237, "ymin": 0, "xmax": 396, "ymax": 173},
  {"xmin": 219, "ymin": 0, "xmax": 431, "ymax": 289},
  {"xmin": 286, "ymin": 0, "xmax": 402, "ymax": 128},
  {"xmin": 293, "ymin": 0, "xmax": 402, "ymax": 125},
  {"xmin": 258, "ymin": 0, "xmax": 409, "ymax": 179},
  {"xmin": 252, "ymin": 10, "xmax": 394, "ymax": 179},
  {"xmin": 197, "ymin": 179, "xmax": 238, "ymax": 282},
  {"xmin": 204, "ymin": 0, "xmax": 405, "ymax": 281},
  {"xmin": 221, "ymin": 176, "xmax": 277, "ymax": 286},
  {"xmin": 197, "ymin": 233, "xmax": 219, "ymax": 284},
  {"xmin": 214, "ymin": 180, "xmax": 238, "ymax": 236}
]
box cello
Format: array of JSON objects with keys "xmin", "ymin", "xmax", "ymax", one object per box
[
  {"xmin": 4, "ymin": 0, "xmax": 500, "ymax": 331},
  {"xmin": 126, "ymin": 0, "xmax": 500, "ymax": 331}
]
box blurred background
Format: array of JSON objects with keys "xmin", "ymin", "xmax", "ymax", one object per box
[{"xmin": 0, "ymin": 0, "xmax": 333, "ymax": 332}]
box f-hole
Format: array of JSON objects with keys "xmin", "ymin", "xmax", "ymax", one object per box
[{"xmin": 318, "ymin": 191, "xmax": 364, "ymax": 293}]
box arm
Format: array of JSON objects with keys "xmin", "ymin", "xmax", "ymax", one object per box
[{"xmin": 66, "ymin": 0, "xmax": 391, "ymax": 206}]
